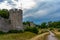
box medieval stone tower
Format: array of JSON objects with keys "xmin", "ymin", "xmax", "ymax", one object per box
[
  {"xmin": 9, "ymin": 9, "xmax": 23, "ymax": 30},
  {"xmin": 0, "ymin": 9, "xmax": 23, "ymax": 32}
]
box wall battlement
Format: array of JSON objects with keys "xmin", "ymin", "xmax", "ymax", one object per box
[{"xmin": 9, "ymin": 9, "xmax": 22, "ymax": 13}]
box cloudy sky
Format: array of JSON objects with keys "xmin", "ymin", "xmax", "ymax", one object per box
[{"xmin": 0, "ymin": 0, "xmax": 60, "ymax": 24}]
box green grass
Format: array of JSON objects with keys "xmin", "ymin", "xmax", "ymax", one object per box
[
  {"xmin": 54, "ymin": 32, "xmax": 60, "ymax": 40},
  {"xmin": 30, "ymin": 32, "xmax": 49, "ymax": 40},
  {"xmin": 56, "ymin": 34, "xmax": 60, "ymax": 40},
  {"xmin": 0, "ymin": 32, "xmax": 36, "ymax": 40}
]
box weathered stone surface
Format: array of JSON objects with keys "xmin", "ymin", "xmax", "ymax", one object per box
[
  {"xmin": 0, "ymin": 17, "xmax": 11, "ymax": 32},
  {"xmin": 0, "ymin": 9, "xmax": 23, "ymax": 32},
  {"xmin": 9, "ymin": 9, "xmax": 23, "ymax": 30}
]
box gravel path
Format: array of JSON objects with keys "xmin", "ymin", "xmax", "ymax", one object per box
[{"xmin": 47, "ymin": 31, "xmax": 58, "ymax": 40}]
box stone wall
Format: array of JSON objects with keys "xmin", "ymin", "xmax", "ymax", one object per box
[
  {"xmin": 0, "ymin": 9, "xmax": 23, "ymax": 32},
  {"xmin": 9, "ymin": 9, "xmax": 23, "ymax": 30},
  {"xmin": 0, "ymin": 17, "xmax": 11, "ymax": 32}
]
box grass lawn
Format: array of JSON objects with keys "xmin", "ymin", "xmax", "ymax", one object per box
[{"xmin": 0, "ymin": 32, "xmax": 36, "ymax": 40}]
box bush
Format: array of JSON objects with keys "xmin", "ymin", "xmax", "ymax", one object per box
[
  {"xmin": 0, "ymin": 31, "xmax": 6, "ymax": 34},
  {"xmin": 8, "ymin": 30, "xmax": 24, "ymax": 33},
  {"xmin": 25, "ymin": 27, "xmax": 38, "ymax": 34},
  {"xmin": 50, "ymin": 28, "xmax": 53, "ymax": 30}
]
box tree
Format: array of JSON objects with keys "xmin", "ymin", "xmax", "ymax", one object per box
[
  {"xmin": 0, "ymin": 9, "xmax": 9, "ymax": 19},
  {"xmin": 40, "ymin": 22, "xmax": 47, "ymax": 28},
  {"xmin": 25, "ymin": 27, "xmax": 38, "ymax": 34}
]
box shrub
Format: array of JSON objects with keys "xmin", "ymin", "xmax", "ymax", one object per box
[
  {"xmin": 8, "ymin": 30, "xmax": 24, "ymax": 33},
  {"xmin": 0, "ymin": 31, "xmax": 6, "ymax": 34},
  {"xmin": 50, "ymin": 28, "xmax": 53, "ymax": 30},
  {"xmin": 25, "ymin": 27, "xmax": 38, "ymax": 34}
]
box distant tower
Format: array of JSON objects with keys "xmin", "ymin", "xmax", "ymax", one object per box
[{"xmin": 9, "ymin": 9, "xmax": 23, "ymax": 30}]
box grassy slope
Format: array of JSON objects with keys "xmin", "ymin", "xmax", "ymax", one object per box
[
  {"xmin": 0, "ymin": 32, "xmax": 36, "ymax": 40},
  {"xmin": 54, "ymin": 32, "xmax": 60, "ymax": 40},
  {"xmin": 30, "ymin": 32, "xmax": 49, "ymax": 40}
]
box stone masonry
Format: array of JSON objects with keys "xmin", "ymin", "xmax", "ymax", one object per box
[{"xmin": 0, "ymin": 9, "xmax": 23, "ymax": 32}]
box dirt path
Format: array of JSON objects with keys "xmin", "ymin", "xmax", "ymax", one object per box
[
  {"xmin": 47, "ymin": 31, "xmax": 58, "ymax": 40},
  {"xmin": 30, "ymin": 31, "xmax": 58, "ymax": 40},
  {"xmin": 30, "ymin": 33, "xmax": 48, "ymax": 40}
]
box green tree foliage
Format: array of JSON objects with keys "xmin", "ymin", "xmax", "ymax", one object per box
[
  {"xmin": 53, "ymin": 21, "xmax": 60, "ymax": 28},
  {"xmin": 40, "ymin": 22, "xmax": 47, "ymax": 28},
  {"xmin": 23, "ymin": 21, "xmax": 30, "ymax": 26},
  {"xmin": 36, "ymin": 25, "xmax": 41, "ymax": 28},
  {"xmin": 0, "ymin": 31, "xmax": 6, "ymax": 34},
  {"xmin": 47, "ymin": 21, "xmax": 60, "ymax": 28},
  {"xmin": 0, "ymin": 9, "xmax": 9, "ymax": 19},
  {"xmin": 25, "ymin": 27, "xmax": 38, "ymax": 34}
]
